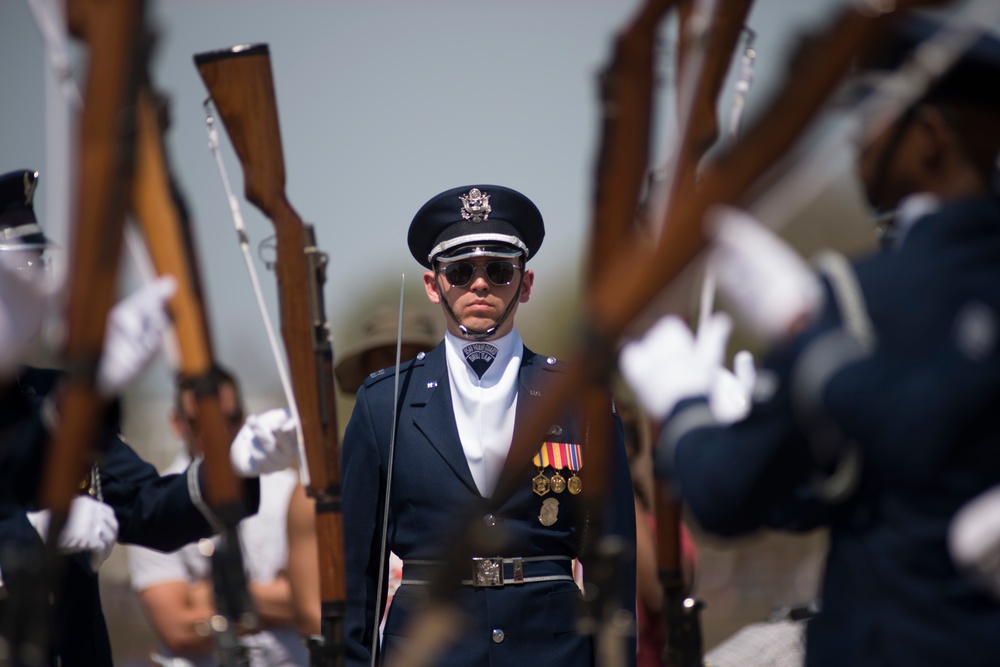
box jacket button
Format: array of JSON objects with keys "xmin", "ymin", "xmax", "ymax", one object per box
[
  {"xmin": 483, "ymin": 514, "xmax": 496, "ymax": 527},
  {"xmin": 492, "ymin": 628, "xmax": 505, "ymax": 643}
]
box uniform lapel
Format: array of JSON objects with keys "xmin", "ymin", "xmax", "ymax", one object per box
[
  {"xmin": 410, "ymin": 345, "xmax": 481, "ymax": 496},
  {"xmin": 494, "ymin": 347, "xmax": 551, "ymax": 509}
]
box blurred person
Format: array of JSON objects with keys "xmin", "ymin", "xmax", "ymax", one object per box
[
  {"xmin": 341, "ymin": 184, "xmax": 636, "ymax": 666},
  {"xmin": 620, "ymin": 18, "xmax": 1000, "ymax": 667},
  {"xmin": 127, "ymin": 366, "xmax": 307, "ymax": 667},
  {"xmin": 0, "ymin": 168, "xmax": 298, "ymax": 667}
]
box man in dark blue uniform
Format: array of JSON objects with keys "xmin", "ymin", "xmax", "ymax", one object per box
[
  {"xmin": 620, "ymin": 18, "xmax": 1000, "ymax": 667},
  {"xmin": 0, "ymin": 168, "xmax": 296, "ymax": 666},
  {"xmin": 342, "ymin": 184, "xmax": 636, "ymax": 666}
]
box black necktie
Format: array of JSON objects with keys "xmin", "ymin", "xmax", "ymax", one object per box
[{"xmin": 463, "ymin": 343, "xmax": 499, "ymax": 379}]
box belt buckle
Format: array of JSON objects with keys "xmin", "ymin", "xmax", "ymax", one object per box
[{"xmin": 471, "ymin": 557, "xmax": 504, "ymax": 587}]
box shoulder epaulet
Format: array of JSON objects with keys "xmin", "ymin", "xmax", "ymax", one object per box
[
  {"xmin": 361, "ymin": 353, "xmax": 426, "ymax": 389},
  {"xmin": 530, "ymin": 351, "xmax": 573, "ymax": 374}
]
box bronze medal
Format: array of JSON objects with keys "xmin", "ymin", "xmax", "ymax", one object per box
[
  {"xmin": 550, "ymin": 471, "xmax": 566, "ymax": 493},
  {"xmin": 539, "ymin": 498, "xmax": 559, "ymax": 526},
  {"xmin": 532, "ymin": 472, "xmax": 551, "ymax": 496},
  {"xmin": 568, "ymin": 474, "xmax": 582, "ymax": 495}
]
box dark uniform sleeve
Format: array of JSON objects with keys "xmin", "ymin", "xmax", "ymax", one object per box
[
  {"xmin": 341, "ymin": 383, "xmax": 390, "ymax": 667},
  {"xmin": 99, "ymin": 435, "xmax": 260, "ymax": 553},
  {"xmin": 662, "ymin": 302, "xmax": 844, "ymax": 537}
]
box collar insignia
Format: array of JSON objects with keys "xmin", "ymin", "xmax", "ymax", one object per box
[{"xmin": 459, "ymin": 188, "xmax": 491, "ymax": 222}]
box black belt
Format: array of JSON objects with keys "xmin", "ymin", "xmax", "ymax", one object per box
[{"xmin": 401, "ymin": 556, "xmax": 575, "ymax": 587}]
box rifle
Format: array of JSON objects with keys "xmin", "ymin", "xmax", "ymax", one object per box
[
  {"xmin": 194, "ymin": 44, "xmax": 346, "ymax": 667},
  {"xmin": 582, "ymin": 3, "xmax": 674, "ymax": 666},
  {"xmin": 4, "ymin": 1, "xmax": 146, "ymax": 665},
  {"xmin": 655, "ymin": 2, "xmax": 755, "ymax": 665},
  {"xmin": 130, "ymin": 79, "xmax": 255, "ymax": 665}
]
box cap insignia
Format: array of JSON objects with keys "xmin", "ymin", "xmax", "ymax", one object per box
[{"xmin": 459, "ymin": 188, "xmax": 491, "ymax": 222}]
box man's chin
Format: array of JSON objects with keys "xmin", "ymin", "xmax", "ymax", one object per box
[{"xmin": 458, "ymin": 317, "xmax": 500, "ymax": 336}]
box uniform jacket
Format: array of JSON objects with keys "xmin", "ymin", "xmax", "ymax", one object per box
[
  {"xmin": 0, "ymin": 367, "xmax": 260, "ymax": 667},
  {"xmin": 663, "ymin": 196, "xmax": 1000, "ymax": 667},
  {"xmin": 342, "ymin": 341, "xmax": 636, "ymax": 667}
]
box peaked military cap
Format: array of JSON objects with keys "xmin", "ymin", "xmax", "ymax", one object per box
[
  {"xmin": 407, "ymin": 184, "xmax": 545, "ymax": 269},
  {"xmin": 0, "ymin": 169, "xmax": 51, "ymax": 250},
  {"xmin": 858, "ymin": 15, "xmax": 1000, "ymax": 109}
]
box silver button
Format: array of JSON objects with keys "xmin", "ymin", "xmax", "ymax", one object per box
[
  {"xmin": 483, "ymin": 514, "xmax": 496, "ymax": 527},
  {"xmin": 416, "ymin": 351, "xmax": 426, "ymax": 360},
  {"xmin": 546, "ymin": 356, "xmax": 557, "ymax": 365},
  {"xmin": 492, "ymin": 628, "xmax": 505, "ymax": 643},
  {"xmin": 547, "ymin": 425, "xmax": 563, "ymax": 436},
  {"xmin": 426, "ymin": 381, "xmax": 438, "ymax": 389}
]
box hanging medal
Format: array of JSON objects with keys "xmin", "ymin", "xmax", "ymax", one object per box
[
  {"xmin": 531, "ymin": 447, "xmax": 550, "ymax": 496},
  {"xmin": 566, "ymin": 443, "xmax": 583, "ymax": 495},
  {"xmin": 544, "ymin": 441, "xmax": 568, "ymax": 493}
]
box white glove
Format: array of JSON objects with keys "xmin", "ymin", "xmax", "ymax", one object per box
[
  {"xmin": 949, "ymin": 484, "xmax": 1000, "ymax": 598},
  {"xmin": 96, "ymin": 276, "xmax": 177, "ymax": 397},
  {"xmin": 0, "ymin": 252, "xmax": 51, "ymax": 376},
  {"xmin": 709, "ymin": 349, "xmax": 756, "ymax": 424},
  {"xmin": 705, "ymin": 205, "xmax": 823, "ymax": 344},
  {"xmin": 230, "ymin": 407, "xmax": 300, "ymax": 477},
  {"xmin": 27, "ymin": 496, "xmax": 119, "ymax": 571},
  {"xmin": 620, "ymin": 312, "xmax": 732, "ymax": 422}
]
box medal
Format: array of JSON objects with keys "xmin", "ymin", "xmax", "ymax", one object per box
[
  {"xmin": 550, "ymin": 471, "xmax": 566, "ymax": 493},
  {"xmin": 533, "ymin": 441, "xmax": 583, "ymax": 496},
  {"xmin": 532, "ymin": 472, "xmax": 550, "ymax": 496},
  {"xmin": 539, "ymin": 498, "xmax": 559, "ymax": 526},
  {"xmin": 568, "ymin": 474, "xmax": 582, "ymax": 495}
]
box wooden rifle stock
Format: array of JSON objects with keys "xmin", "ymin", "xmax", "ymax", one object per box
[
  {"xmin": 675, "ymin": 0, "xmax": 754, "ymax": 172},
  {"xmin": 4, "ymin": 1, "xmax": 147, "ymax": 665},
  {"xmin": 583, "ymin": 3, "xmax": 675, "ymax": 666},
  {"xmin": 657, "ymin": 2, "xmax": 755, "ymax": 665},
  {"xmin": 131, "ymin": 85, "xmax": 255, "ymax": 665},
  {"xmin": 587, "ymin": 0, "xmax": 674, "ymax": 272},
  {"xmin": 194, "ymin": 44, "xmax": 346, "ymax": 667}
]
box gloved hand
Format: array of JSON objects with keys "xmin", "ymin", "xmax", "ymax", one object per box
[
  {"xmin": 705, "ymin": 205, "xmax": 823, "ymax": 344},
  {"xmin": 949, "ymin": 484, "xmax": 1000, "ymax": 598},
  {"xmin": 709, "ymin": 349, "xmax": 757, "ymax": 424},
  {"xmin": 96, "ymin": 276, "xmax": 177, "ymax": 397},
  {"xmin": 0, "ymin": 252, "xmax": 51, "ymax": 377},
  {"xmin": 230, "ymin": 407, "xmax": 300, "ymax": 477},
  {"xmin": 619, "ymin": 312, "xmax": 732, "ymax": 422},
  {"xmin": 26, "ymin": 495, "xmax": 119, "ymax": 571}
]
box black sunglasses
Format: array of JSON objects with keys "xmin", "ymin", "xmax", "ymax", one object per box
[{"xmin": 440, "ymin": 261, "xmax": 519, "ymax": 288}]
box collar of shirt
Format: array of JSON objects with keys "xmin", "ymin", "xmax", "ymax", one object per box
[{"xmin": 444, "ymin": 328, "xmax": 523, "ymax": 497}]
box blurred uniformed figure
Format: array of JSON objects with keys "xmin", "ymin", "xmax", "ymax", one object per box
[
  {"xmin": 620, "ymin": 16, "xmax": 1000, "ymax": 667},
  {"xmin": 341, "ymin": 184, "xmax": 636, "ymax": 666},
  {"xmin": 0, "ymin": 169, "xmax": 297, "ymax": 666}
]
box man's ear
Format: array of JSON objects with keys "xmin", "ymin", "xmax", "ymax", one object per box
[
  {"xmin": 423, "ymin": 270, "xmax": 442, "ymax": 304},
  {"xmin": 519, "ymin": 269, "xmax": 534, "ymax": 304}
]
